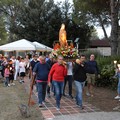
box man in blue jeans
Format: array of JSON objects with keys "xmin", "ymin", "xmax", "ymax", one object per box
[
  {"xmin": 48, "ymin": 56, "xmax": 67, "ymax": 110},
  {"xmin": 33, "ymin": 56, "xmax": 50, "ymax": 107},
  {"xmin": 63, "ymin": 61, "xmax": 73, "ymax": 98},
  {"xmin": 73, "ymin": 55, "xmax": 86, "ymax": 110}
]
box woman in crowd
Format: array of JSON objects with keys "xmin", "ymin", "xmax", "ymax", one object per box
[{"xmin": 4, "ymin": 64, "xmax": 10, "ymax": 87}]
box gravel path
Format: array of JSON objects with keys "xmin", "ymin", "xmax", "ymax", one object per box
[{"xmin": 53, "ymin": 112, "xmax": 120, "ymax": 120}]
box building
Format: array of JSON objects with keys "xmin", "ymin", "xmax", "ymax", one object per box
[{"xmin": 88, "ymin": 40, "xmax": 111, "ymax": 56}]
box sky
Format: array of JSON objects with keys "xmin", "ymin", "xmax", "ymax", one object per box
[{"xmin": 54, "ymin": 0, "xmax": 111, "ymax": 38}]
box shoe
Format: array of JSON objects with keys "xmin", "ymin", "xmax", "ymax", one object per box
[
  {"xmin": 38, "ymin": 104, "xmax": 43, "ymax": 107},
  {"xmin": 8, "ymin": 84, "xmax": 11, "ymax": 87},
  {"xmin": 63, "ymin": 93, "xmax": 66, "ymax": 96},
  {"xmin": 47, "ymin": 93, "xmax": 51, "ymax": 98},
  {"xmin": 86, "ymin": 92, "xmax": 91, "ymax": 96},
  {"xmin": 119, "ymin": 99, "xmax": 120, "ymax": 101},
  {"xmin": 114, "ymin": 95, "xmax": 120, "ymax": 99},
  {"xmin": 69, "ymin": 95, "xmax": 73, "ymax": 99},
  {"xmin": 22, "ymin": 80, "xmax": 24, "ymax": 83},
  {"xmin": 80, "ymin": 106, "xmax": 84, "ymax": 110},
  {"xmin": 19, "ymin": 80, "xmax": 22, "ymax": 83},
  {"xmin": 56, "ymin": 107, "xmax": 60, "ymax": 111},
  {"xmin": 42, "ymin": 101, "xmax": 45, "ymax": 105},
  {"xmin": 11, "ymin": 83, "xmax": 15, "ymax": 86}
]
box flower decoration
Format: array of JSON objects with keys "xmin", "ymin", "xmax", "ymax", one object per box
[{"xmin": 51, "ymin": 44, "xmax": 78, "ymax": 59}]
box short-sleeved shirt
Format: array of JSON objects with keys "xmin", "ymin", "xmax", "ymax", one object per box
[{"xmin": 33, "ymin": 62, "xmax": 50, "ymax": 82}]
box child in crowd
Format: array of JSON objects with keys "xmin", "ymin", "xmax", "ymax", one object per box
[
  {"xmin": 9, "ymin": 60, "xmax": 15, "ymax": 86},
  {"xmin": 114, "ymin": 67, "xmax": 120, "ymax": 101},
  {"xmin": 4, "ymin": 64, "xmax": 10, "ymax": 87},
  {"xmin": 19, "ymin": 58, "xmax": 26, "ymax": 83}
]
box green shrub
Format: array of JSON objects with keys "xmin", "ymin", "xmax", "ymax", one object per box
[
  {"xmin": 95, "ymin": 56, "xmax": 120, "ymax": 90},
  {"xmin": 79, "ymin": 50, "xmax": 102, "ymax": 59}
]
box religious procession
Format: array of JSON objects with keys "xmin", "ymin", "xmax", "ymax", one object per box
[{"xmin": 0, "ymin": 0, "xmax": 120, "ymax": 119}]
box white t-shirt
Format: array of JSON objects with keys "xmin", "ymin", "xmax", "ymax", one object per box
[
  {"xmin": 67, "ymin": 62, "xmax": 73, "ymax": 75},
  {"xmin": 19, "ymin": 62, "xmax": 26, "ymax": 73},
  {"xmin": 15, "ymin": 60, "xmax": 20, "ymax": 69}
]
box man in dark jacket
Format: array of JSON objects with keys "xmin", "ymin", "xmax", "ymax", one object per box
[{"xmin": 73, "ymin": 55, "xmax": 86, "ymax": 110}]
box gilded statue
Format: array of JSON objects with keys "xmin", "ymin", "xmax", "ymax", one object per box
[{"xmin": 59, "ymin": 24, "xmax": 68, "ymax": 47}]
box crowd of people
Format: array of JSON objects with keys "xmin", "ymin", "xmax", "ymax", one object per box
[{"xmin": 0, "ymin": 53, "xmax": 120, "ymax": 111}]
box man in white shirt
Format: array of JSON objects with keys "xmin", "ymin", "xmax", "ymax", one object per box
[
  {"xmin": 63, "ymin": 61, "xmax": 73, "ymax": 99},
  {"xmin": 19, "ymin": 58, "xmax": 26, "ymax": 83},
  {"xmin": 14, "ymin": 56, "xmax": 20, "ymax": 80}
]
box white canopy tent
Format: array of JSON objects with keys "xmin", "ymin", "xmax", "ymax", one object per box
[
  {"xmin": 33, "ymin": 41, "xmax": 53, "ymax": 52},
  {"xmin": 0, "ymin": 39, "xmax": 36, "ymax": 51},
  {"xmin": 0, "ymin": 39, "xmax": 52, "ymax": 52}
]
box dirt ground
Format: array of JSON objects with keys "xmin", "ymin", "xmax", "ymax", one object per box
[
  {"xmin": 0, "ymin": 80, "xmax": 43, "ymax": 120},
  {"xmin": 0, "ymin": 79, "xmax": 119, "ymax": 120},
  {"xmin": 73, "ymin": 85, "xmax": 120, "ymax": 112}
]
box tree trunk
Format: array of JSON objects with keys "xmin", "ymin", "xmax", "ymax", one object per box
[
  {"xmin": 110, "ymin": 0, "xmax": 119, "ymax": 55},
  {"xmin": 117, "ymin": 27, "xmax": 120, "ymax": 54},
  {"xmin": 98, "ymin": 15, "xmax": 108, "ymax": 39}
]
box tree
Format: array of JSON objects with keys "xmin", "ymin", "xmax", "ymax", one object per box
[
  {"xmin": 73, "ymin": 0, "xmax": 110, "ymax": 39},
  {"xmin": 110, "ymin": 0, "xmax": 120, "ymax": 55},
  {"xmin": 0, "ymin": 0, "xmax": 93, "ymax": 49},
  {"xmin": 0, "ymin": 14, "xmax": 8, "ymax": 45},
  {"xmin": 13, "ymin": 0, "xmax": 64, "ymax": 47},
  {"xmin": 0, "ymin": 0, "xmax": 27, "ymax": 42},
  {"xmin": 73, "ymin": 0, "xmax": 120, "ymax": 55}
]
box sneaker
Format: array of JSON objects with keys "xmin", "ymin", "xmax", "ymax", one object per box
[
  {"xmin": 19, "ymin": 80, "xmax": 22, "ymax": 83},
  {"xmin": 8, "ymin": 84, "xmax": 11, "ymax": 87},
  {"xmin": 56, "ymin": 107, "xmax": 60, "ymax": 111},
  {"xmin": 38, "ymin": 104, "xmax": 43, "ymax": 107},
  {"xmin": 80, "ymin": 106, "xmax": 84, "ymax": 110},
  {"xmin": 86, "ymin": 92, "xmax": 91, "ymax": 96},
  {"xmin": 42, "ymin": 101, "xmax": 45, "ymax": 105},
  {"xmin": 69, "ymin": 95, "xmax": 73, "ymax": 99},
  {"xmin": 114, "ymin": 95, "xmax": 120, "ymax": 99},
  {"xmin": 47, "ymin": 93, "xmax": 51, "ymax": 98},
  {"xmin": 22, "ymin": 80, "xmax": 24, "ymax": 83},
  {"xmin": 11, "ymin": 83, "xmax": 15, "ymax": 86},
  {"xmin": 63, "ymin": 93, "xmax": 66, "ymax": 97}
]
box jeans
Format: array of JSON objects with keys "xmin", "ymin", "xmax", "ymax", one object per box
[
  {"xmin": 52, "ymin": 80, "xmax": 64, "ymax": 108},
  {"xmin": 5, "ymin": 77, "xmax": 9, "ymax": 86},
  {"xmin": 118, "ymin": 78, "xmax": 120, "ymax": 95},
  {"xmin": 74, "ymin": 80, "xmax": 85, "ymax": 106},
  {"xmin": 47, "ymin": 81, "xmax": 55, "ymax": 95},
  {"xmin": 37, "ymin": 82, "xmax": 47, "ymax": 104},
  {"xmin": 63, "ymin": 75, "xmax": 73, "ymax": 96}
]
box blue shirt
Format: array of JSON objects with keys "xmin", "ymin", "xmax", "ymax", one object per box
[
  {"xmin": 86, "ymin": 60, "xmax": 99, "ymax": 74},
  {"xmin": 33, "ymin": 62, "xmax": 50, "ymax": 81}
]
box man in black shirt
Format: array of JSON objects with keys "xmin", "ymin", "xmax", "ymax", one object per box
[
  {"xmin": 30, "ymin": 54, "xmax": 39, "ymax": 79},
  {"xmin": 73, "ymin": 55, "xmax": 86, "ymax": 110}
]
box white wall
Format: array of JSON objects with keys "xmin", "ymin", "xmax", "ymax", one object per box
[
  {"xmin": 87, "ymin": 47, "xmax": 111, "ymax": 56},
  {"xmin": 97, "ymin": 47, "xmax": 111, "ymax": 56}
]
